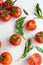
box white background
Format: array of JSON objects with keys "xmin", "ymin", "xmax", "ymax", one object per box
[{"xmin": 0, "ymin": 0, "xmax": 43, "ymax": 65}]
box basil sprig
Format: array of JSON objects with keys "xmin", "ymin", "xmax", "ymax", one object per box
[
  {"xmin": 34, "ymin": 3, "xmax": 43, "ymax": 19},
  {"xmin": 18, "ymin": 38, "xmax": 33, "ymax": 60},
  {"xmin": 15, "ymin": 17, "xmax": 26, "ymax": 39}
]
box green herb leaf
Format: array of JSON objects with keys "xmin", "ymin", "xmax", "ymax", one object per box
[
  {"xmin": 16, "ymin": 17, "xmax": 26, "ymax": 23},
  {"xmin": 19, "ymin": 38, "xmax": 33, "ymax": 60},
  {"xmin": 15, "ymin": 17, "xmax": 26, "ymax": 38},
  {"xmin": 27, "ymin": 38, "xmax": 32, "ymax": 47},
  {"xmin": 34, "ymin": 3, "xmax": 43, "ymax": 19},
  {"xmin": 23, "ymin": 9, "xmax": 29, "ymax": 15},
  {"xmin": 36, "ymin": 3, "xmax": 42, "ymax": 17},
  {"xmin": 22, "ymin": 39, "xmax": 33, "ymax": 57},
  {"xmin": 36, "ymin": 46, "xmax": 43, "ymax": 53}
]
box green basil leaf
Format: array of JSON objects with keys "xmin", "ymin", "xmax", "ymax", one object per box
[
  {"xmin": 34, "ymin": 3, "xmax": 43, "ymax": 19},
  {"xmin": 23, "ymin": 9, "xmax": 29, "ymax": 15},
  {"xmin": 36, "ymin": 46, "xmax": 43, "ymax": 53},
  {"xmin": 15, "ymin": 17, "xmax": 26, "ymax": 38},
  {"xmin": 36, "ymin": 3, "xmax": 42, "ymax": 17}
]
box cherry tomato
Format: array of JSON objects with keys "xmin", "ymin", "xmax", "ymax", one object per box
[
  {"xmin": 35, "ymin": 31, "xmax": 43, "ymax": 43},
  {"xmin": 0, "ymin": 0, "xmax": 3, "ymax": 10},
  {"xmin": 4, "ymin": 0, "xmax": 14, "ymax": 10},
  {"xmin": 1, "ymin": 11, "xmax": 11, "ymax": 22},
  {"xmin": 0, "ymin": 0, "xmax": 3, "ymax": 4},
  {"xmin": 10, "ymin": 6, "xmax": 22, "ymax": 18},
  {"xmin": 28, "ymin": 53, "xmax": 42, "ymax": 65},
  {"xmin": 0, "ymin": 41, "xmax": 2, "ymax": 48},
  {"xmin": 9, "ymin": 34, "xmax": 21, "ymax": 46},
  {"xmin": 0, "ymin": 52, "xmax": 12, "ymax": 65},
  {"xmin": 25, "ymin": 19, "xmax": 37, "ymax": 31}
]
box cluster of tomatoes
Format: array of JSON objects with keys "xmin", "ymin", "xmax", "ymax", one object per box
[
  {"xmin": 0, "ymin": 52, "xmax": 42, "ymax": 65},
  {"xmin": 0, "ymin": 0, "xmax": 22, "ymax": 22},
  {"xmin": 0, "ymin": 0, "xmax": 43, "ymax": 65},
  {"xmin": 0, "ymin": 21, "xmax": 43, "ymax": 65}
]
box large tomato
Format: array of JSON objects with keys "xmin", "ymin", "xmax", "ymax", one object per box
[
  {"xmin": 9, "ymin": 34, "xmax": 21, "ymax": 46},
  {"xmin": 25, "ymin": 19, "xmax": 37, "ymax": 31},
  {"xmin": 1, "ymin": 11, "xmax": 11, "ymax": 22},
  {"xmin": 28, "ymin": 53, "xmax": 42, "ymax": 65},
  {"xmin": 35, "ymin": 31, "xmax": 43, "ymax": 43},
  {"xmin": 0, "ymin": 52, "xmax": 12, "ymax": 65},
  {"xmin": 10, "ymin": 6, "xmax": 22, "ymax": 18}
]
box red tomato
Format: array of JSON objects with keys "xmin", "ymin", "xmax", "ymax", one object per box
[
  {"xmin": 9, "ymin": 34, "xmax": 21, "ymax": 46},
  {"xmin": 35, "ymin": 31, "xmax": 43, "ymax": 43},
  {"xmin": 0, "ymin": 41, "xmax": 2, "ymax": 48},
  {"xmin": 0, "ymin": 0, "xmax": 3, "ymax": 10},
  {"xmin": 25, "ymin": 19, "xmax": 37, "ymax": 31},
  {"xmin": 1, "ymin": 11, "xmax": 11, "ymax": 22},
  {"xmin": 10, "ymin": 6, "xmax": 22, "ymax": 18},
  {"xmin": 0, "ymin": 0, "xmax": 3, "ymax": 4},
  {"xmin": 28, "ymin": 53, "xmax": 42, "ymax": 65},
  {"xmin": 4, "ymin": 0, "xmax": 14, "ymax": 10},
  {"xmin": 0, "ymin": 52, "xmax": 12, "ymax": 65}
]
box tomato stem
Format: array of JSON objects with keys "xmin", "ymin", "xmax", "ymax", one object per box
[
  {"xmin": 12, "ymin": 36, "xmax": 17, "ymax": 41},
  {"xmin": 1, "ymin": 56, "xmax": 6, "ymax": 61},
  {"xmin": 13, "ymin": 0, "xmax": 17, "ymax": 3}
]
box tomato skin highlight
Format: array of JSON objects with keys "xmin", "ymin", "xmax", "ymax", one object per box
[
  {"xmin": 0, "ymin": 0, "xmax": 3, "ymax": 4},
  {"xmin": 10, "ymin": 6, "xmax": 22, "ymax": 18},
  {"xmin": 9, "ymin": 34, "xmax": 21, "ymax": 46},
  {"xmin": 35, "ymin": 32, "xmax": 43, "ymax": 43},
  {"xmin": 0, "ymin": 52, "xmax": 12, "ymax": 65},
  {"xmin": 25, "ymin": 19, "xmax": 37, "ymax": 31},
  {"xmin": 1, "ymin": 11, "xmax": 11, "ymax": 22},
  {"xmin": 28, "ymin": 53, "xmax": 42, "ymax": 65}
]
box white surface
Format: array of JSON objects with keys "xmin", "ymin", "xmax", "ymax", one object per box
[{"xmin": 0, "ymin": 0, "xmax": 43, "ymax": 65}]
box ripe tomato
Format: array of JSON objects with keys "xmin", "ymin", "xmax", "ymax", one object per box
[
  {"xmin": 25, "ymin": 19, "xmax": 37, "ymax": 31},
  {"xmin": 4, "ymin": 0, "xmax": 14, "ymax": 10},
  {"xmin": 35, "ymin": 31, "xmax": 43, "ymax": 43},
  {"xmin": 0, "ymin": 52, "xmax": 12, "ymax": 65},
  {"xmin": 10, "ymin": 6, "xmax": 22, "ymax": 18},
  {"xmin": 0, "ymin": 0, "xmax": 3, "ymax": 10},
  {"xmin": 1, "ymin": 11, "xmax": 11, "ymax": 22},
  {"xmin": 0, "ymin": 41, "xmax": 2, "ymax": 48},
  {"xmin": 28, "ymin": 53, "xmax": 42, "ymax": 65},
  {"xmin": 9, "ymin": 34, "xmax": 21, "ymax": 46},
  {"xmin": 0, "ymin": 0, "xmax": 3, "ymax": 4}
]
